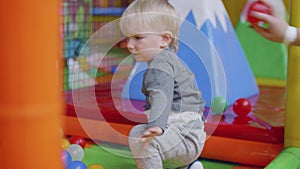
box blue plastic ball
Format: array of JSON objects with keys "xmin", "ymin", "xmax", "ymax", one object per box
[
  {"xmin": 62, "ymin": 150, "xmax": 72, "ymax": 168},
  {"xmin": 111, "ymin": 65, "xmax": 117, "ymax": 73},
  {"xmin": 68, "ymin": 161, "xmax": 87, "ymax": 169}
]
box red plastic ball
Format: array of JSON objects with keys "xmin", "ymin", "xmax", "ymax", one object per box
[
  {"xmin": 247, "ymin": 1, "xmax": 271, "ymax": 24},
  {"xmin": 233, "ymin": 98, "xmax": 252, "ymax": 116},
  {"xmin": 69, "ymin": 136, "xmax": 86, "ymax": 149}
]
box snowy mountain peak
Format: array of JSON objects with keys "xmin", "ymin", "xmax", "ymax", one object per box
[{"xmin": 169, "ymin": 0, "xmax": 228, "ymax": 31}]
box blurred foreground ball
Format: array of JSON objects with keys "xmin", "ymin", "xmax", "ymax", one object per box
[
  {"xmin": 61, "ymin": 138, "xmax": 71, "ymax": 150},
  {"xmin": 61, "ymin": 150, "xmax": 72, "ymax": 168},
  {"xmin": 69, "ymin": 161, "xmax": 87, "ymax": 169},
  {"xmin": 69, "ymin": 136, "xmax": 87, "ymax": 149},
  {"xmin": 66, "ymin": 144, "xmax": 85, "ymax": 161},
  {"xmin": 87, "ymin": 164, "xmax": 105, "ymax": 169}
]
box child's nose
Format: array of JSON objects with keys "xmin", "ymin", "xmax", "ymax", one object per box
[{"xmin": 127, "ymin": 39, "xmax": 134, "ymax": 50}]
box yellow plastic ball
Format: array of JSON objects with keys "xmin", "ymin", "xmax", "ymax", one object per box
[
  {"xmin": 87, "ymin": 164, "xmax": 105, "ymax": 169},
  {"xmin": 61, "ymin": 138, "xmax": 70, "ymax": 150}
]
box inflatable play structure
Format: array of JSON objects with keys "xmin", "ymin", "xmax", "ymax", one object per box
[{"xmin": 1, "ymin": 0, "xmax": 300, "ymax": 169}]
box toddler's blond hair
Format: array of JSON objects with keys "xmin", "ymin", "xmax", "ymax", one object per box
[{"xmin": 120, "ymin": 0, "xmax": 180, "ymax": 51}]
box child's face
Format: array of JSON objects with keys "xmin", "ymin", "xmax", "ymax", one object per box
[{"xmin": 126, "ymin": 33, "xmax": 165, "ymax": 62}]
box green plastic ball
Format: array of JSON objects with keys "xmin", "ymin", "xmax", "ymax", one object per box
[{"xmin": 210, "ymin": 96, "xmax": 228, "ymax": 114}]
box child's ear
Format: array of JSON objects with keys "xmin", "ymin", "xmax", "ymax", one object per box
[{"xmin": 160, "ymin": 31, "xmax": 173, "ymax": 48}]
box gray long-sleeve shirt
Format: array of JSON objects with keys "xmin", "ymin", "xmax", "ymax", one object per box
[{"xmin": 142, "ymin": 48, "xmax": 205, "ymax": 131}]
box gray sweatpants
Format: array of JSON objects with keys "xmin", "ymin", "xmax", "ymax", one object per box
[{"xmin": 128, "ymin": 111, "xmax": 206, "ymax": 169}]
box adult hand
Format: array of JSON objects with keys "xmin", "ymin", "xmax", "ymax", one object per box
[{"xmin": 251, "ymin": 11, "xmax": 288, "ymax": 43}]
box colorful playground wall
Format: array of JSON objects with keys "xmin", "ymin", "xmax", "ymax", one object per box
[{"xmin": 64, "ymin": 0, "xmax": 132, "ymax": 90}]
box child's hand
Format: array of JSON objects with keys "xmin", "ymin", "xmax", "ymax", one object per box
[{"xmin": 136, "ymin": 126, "xmax": 163, "ymax": 150}]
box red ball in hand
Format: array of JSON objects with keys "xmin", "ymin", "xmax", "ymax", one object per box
[
  {"xmin": 69, "ymin": 136, "xmax": 87, "ymax": 149},
  {"xmin": 247, "ymin": 1, "xmax": 271, "ymax": 24},
  {"xmin": 233, "ymin": 98, "xmax": 252, "ymax": 116}
]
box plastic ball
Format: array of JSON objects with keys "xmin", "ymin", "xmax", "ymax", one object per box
[
  {"xmin": 66, "ymin": 144, "xmax": 85, "ymax": 161},
  {"xmin": 69, "ymin": 136, "xmax": 86, "ymax": 149},
  {"xmin": 210, "ymin": 96, "xmax": 228, "ymax": 114},
  {"xmin": 68, "ymin": 161, "xmax": 87, "ymax": 169},
  {"xmin": 247, "ymin": 1, "xmax": 271, "ymax": 24},
  {"xmin": 61, "ymin": 138, "xmax": 71, "ymax": 150},
  {"xmin": 87, "ymin": 164, "xmax": 105, "ymax": 169},
  {"xmin": 233, "ymin": 98, "xmax": 252, "ymax": 116},
  {"xmin": 61, "ymin": 150, "xmax": 72, "ymax": 168},
  {"xmin": 111, "ymin": 65, "xmax": 117, "ymax": 74}
]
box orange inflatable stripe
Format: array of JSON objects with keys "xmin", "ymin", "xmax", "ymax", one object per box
[
  {"xmin": 202, "ymin": 136, "xmax": 283, "ymax": 167},
  {"xmin": 63, "ymin": 115, "xmax": 132, "ymax": 145}
]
